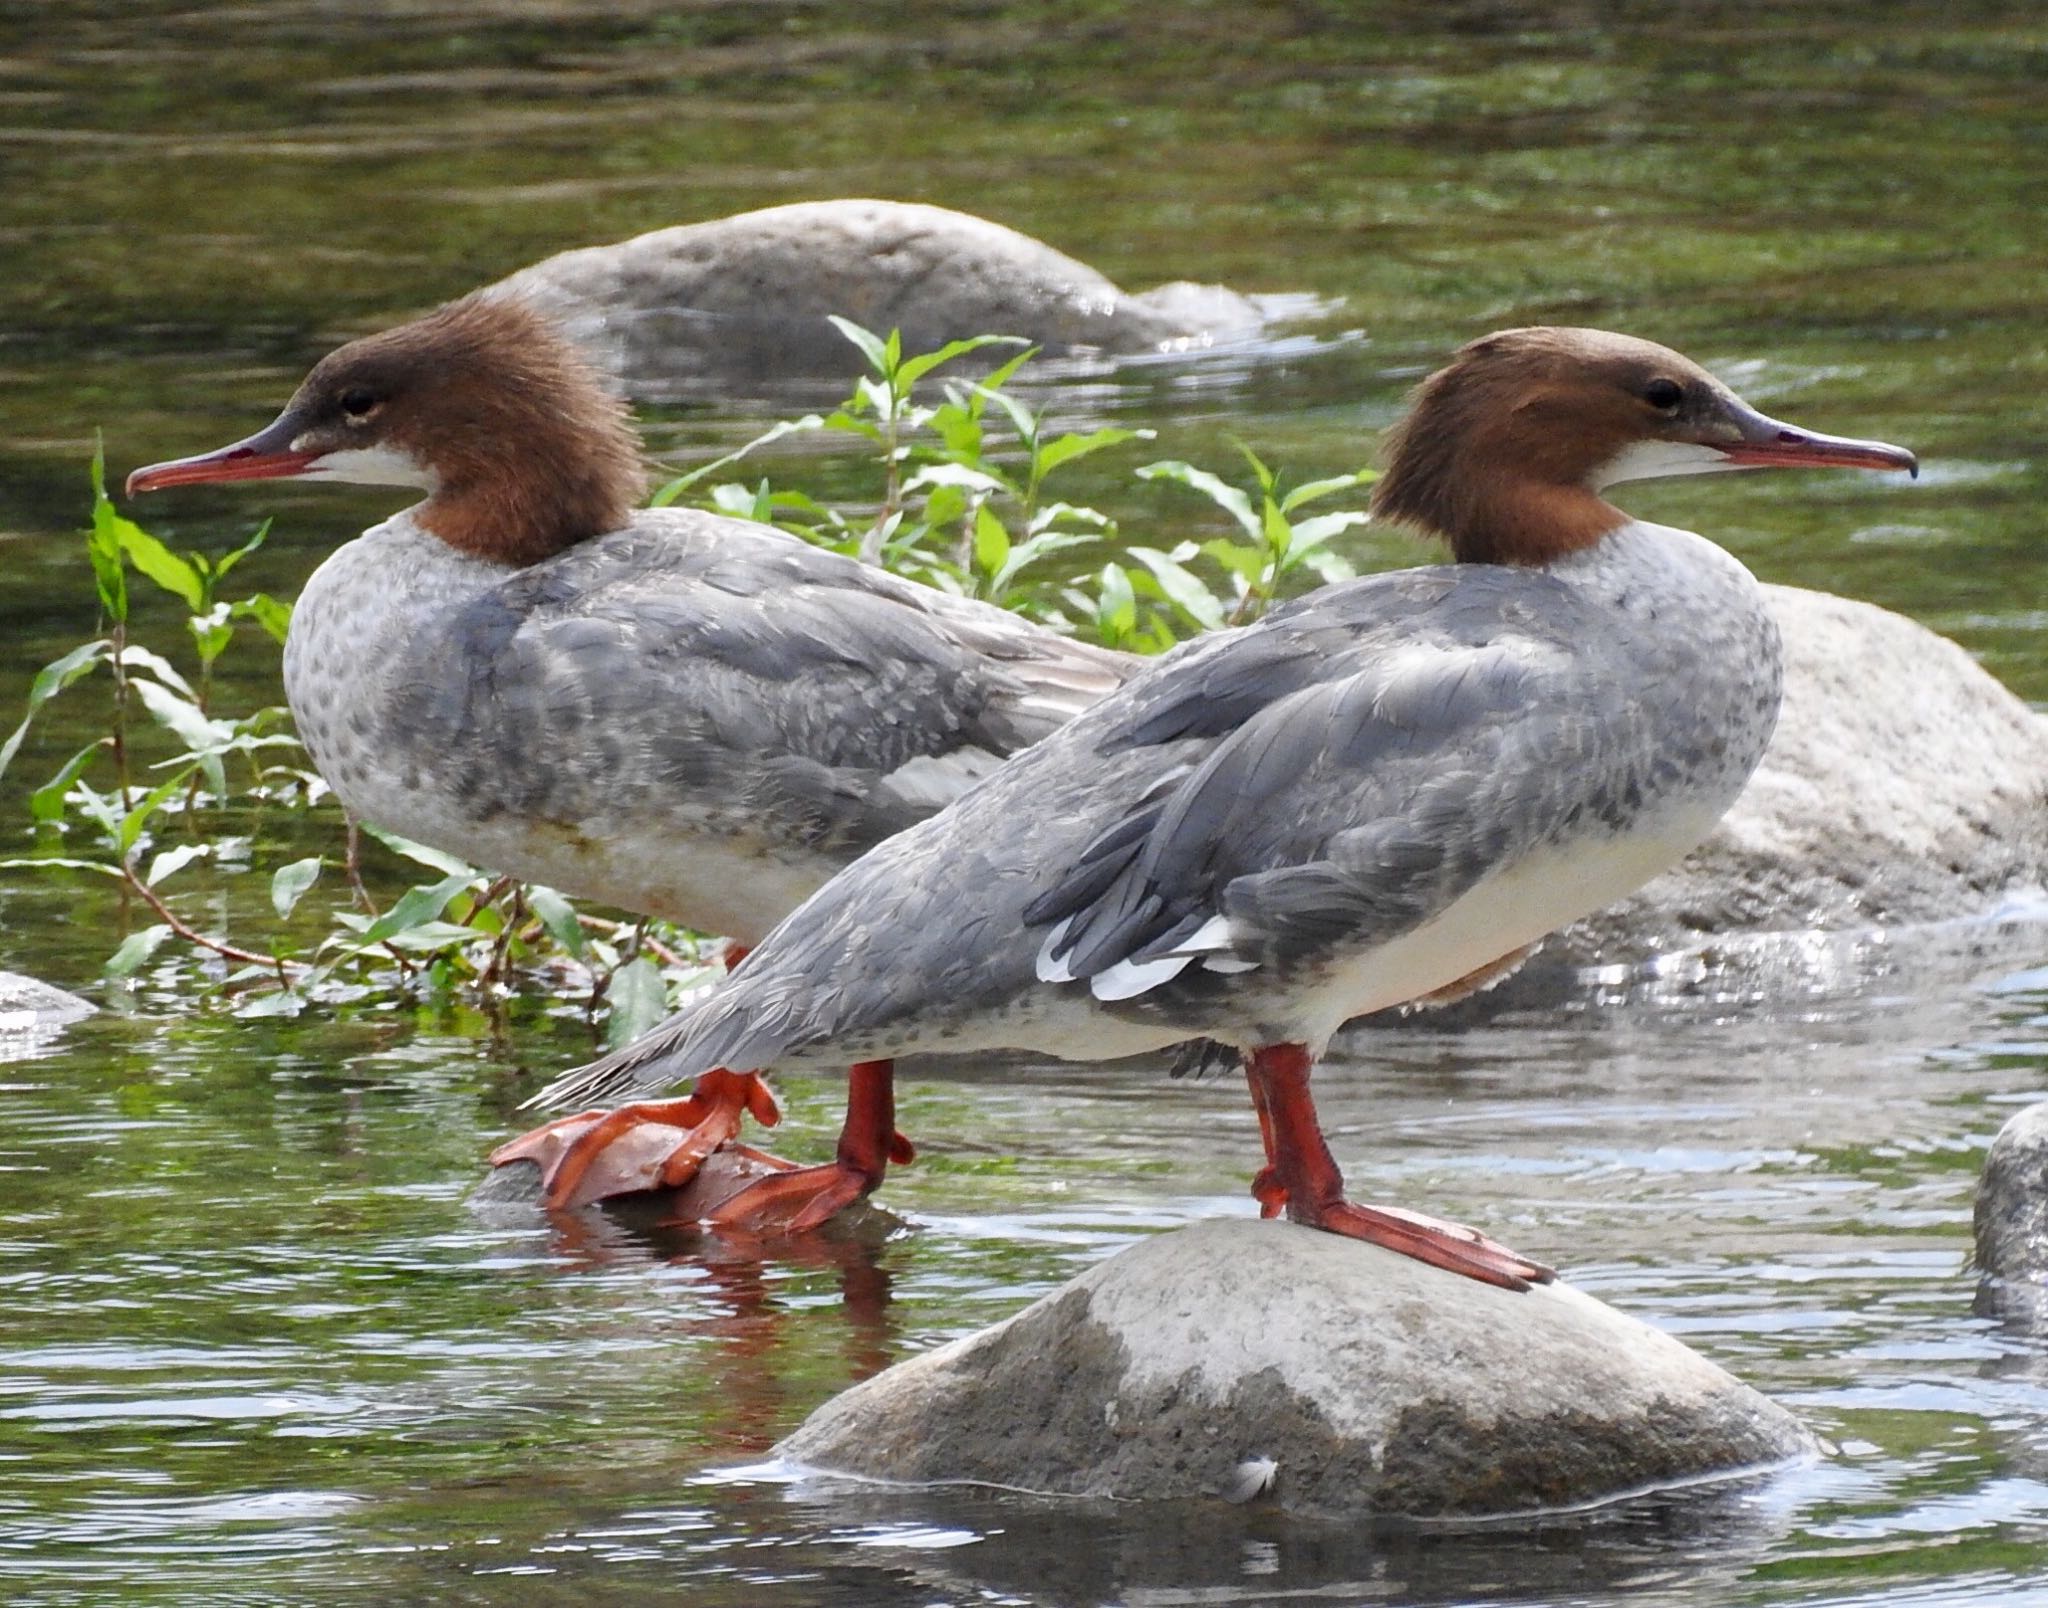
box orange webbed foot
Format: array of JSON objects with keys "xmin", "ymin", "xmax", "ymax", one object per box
[
  {"xmin": 689, "ymin": 1058, "xmax": 907, "ymax": 1237},
  {"xmin": 488, "ymin": 1068, "xmax": 782, "ymax": 1211},
  {"xmin": 1303, "ymin": 1199, "xmax": 1554, "ymax": 1292}
]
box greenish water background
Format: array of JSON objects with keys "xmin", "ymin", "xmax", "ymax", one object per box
[{"xmin": 3, "ymin": 3, "xmax": 2046, "ymax": 1604}]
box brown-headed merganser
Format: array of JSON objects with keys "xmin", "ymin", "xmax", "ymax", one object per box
[
  {"xmin": 528, "ymin": 327, "xmax": 1917, "ymax": 1287},
  {"xmin": 126, "ymin": 293, "xmax": 1133, "ymax": 1207}
]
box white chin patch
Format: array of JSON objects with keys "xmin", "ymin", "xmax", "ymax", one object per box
[
  {"xmin": 295, "ymin": 442, "xmax": 437, "ymax": 491},
  {"xmin": 1595, "ymin": 439, "xmax": 1744, "ymax": 488}
]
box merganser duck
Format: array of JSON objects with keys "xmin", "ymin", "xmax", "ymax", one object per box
[
  {"xmin": 528, "ymin": 327, "xmax": 1917, "ymax": 1288},
  {"xmin": 125, "ymin": 293, "xmax": 1132, "ymax": 1204}
]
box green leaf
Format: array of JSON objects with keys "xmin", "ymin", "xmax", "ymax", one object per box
[
  {"xmin": 115, "ymin": 516, "xmax": 206, "ymax": 612},
  {"xmin": 893, "ymin": 333, "xmax": 1028, "ymax": 392},
  {"xmin": 904, "ymin": 461, "xmax": 1007, "ymax": 497},
  {"xmin": 977, "ymin": 344, "xmax": 1039, "ymax": 395},
  {"xmin": 145, "ymin": 842, "xmax": 209, "ymax": 886},
  {"xmin": 1296, "ymin": 548, "xmax": 1358, "ymax": 584},
  {"xmin": 1198, "ymin": 537, "xmax": 1268, "ymax": 584},
  {"xmin": 605, "ymin": 955, "xmax": 670, "ymax": 1049},
  {"xmin": 1024, "ymin": 501, "xmax": 1113, "ymax": 537},
  {"xmin": 375, "ymin": 919, "xmax": 487, "ymax": 955},
  {"xmin": 971, "ymin": 504, "xmax": 1011, "ymax": 578},
  {"xmin": 1233, "ymin": 440, "xmax": 1277, "ymax": 494},
  {"xmin": 1260, "ymin": 495, "xmax": 1293, "ymax": 555},
  {"xmin": 709, "ymin": 482, "xmax": 758, "ymax": 517},
  {"xmin": 358, "ymin": 823, "xmax": 478, "ymax": 878},
  {"xmin": 1284, "ymin": 510, "xmax": 1371, "ymax": 556},
  {"xmin": 87, "ymin": 441, "xmax": 128, "ymax": 623},
  {"xmin": 1279, "ymin": 470, "xmax": 1375, "ymax": 513},
  {"xmin": 1136, "ymin": 461, "xmax": 1261, "ymax": 540},
  {"xmin": 1095, "ymin": 561, "xmax": 1138, "ymax": 641},
  {"xmin": 356, "ymin": 871, "xmax": 478, "ymax": 945},
  {"xmin": 0, "ymin": 639, "xmax": 109, "ymax": 782},
  {"xmin": 821, "ymin": 404, "xmax": 883, "ymax": 443},
  {"xmin": 826, "ymin": 316, "xmax": 891, "ymax": 376},
  {"xmin": 130, "ymin": 679, "xmax": 229, "ymax": 796},
  {"xmin": 210, "ymin": 518, "xmax": 273, "ymax": 582},
  {"xmin": 29, "ymin": 740, "xmax": 105, "ymax": 823},
  {"xmin": 271, "ymin": 856, "xmax": 322, "ymax": 918},
  {"xmin": 1125, "ymin": 548, "xmax": 1227, "ymax": 631},
  {"xmin": 927, "ymin": 399, "xmax": 983, "ymax": 459},
  {"xmin": 231, "ymin": 593, "xmax": 293, "ymax": 645},
  {"xmin": 1034, "ymin": 426, "xmax": 1152, "ymax": 481},
  {"xmin": 132, "ymin": 677, "xmax": 230, "ymax": 750},
  {"xmin": 116, "ymin": 644, "xmax": 198, "ymax": 700},
  {"xmin": 981, "ymin": 384, "xmax": 1041, "ymax": 449},
  {"xmin": 104, "ymin": 924, "xmax": 173, "ymax": 978},
  {"xmin": 647, "ymin": 415, "xmax": 824, "ymax": 504},
  {"xmin": 0, "ymin": 855, "xmax": 125, "ymax": 878},
  {"xmin": 524, "ymin": 884, "xmax": 587, "ymax": 960},
  {"xmin": 921, "ymin": 483, "xmax": 968, "ymax": 531},
  {"xmin": 119, "ymin": 769, "xmax": 198, "ymax": 853},
  {"xmin": 991, "ymin": 529, "xmax": 1099, "ymax": 596},
  {"xmin": 188, "ymin": 603, "xmax": 235, "ymax": 667}
]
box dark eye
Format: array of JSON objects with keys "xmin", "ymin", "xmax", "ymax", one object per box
[
  {"xmin": 338, "ymin": 388, "xmax": 381, "ymax": 423},
  {"xmin": 1643, "ymin": 377, "xmax": 1684, "ymax": 412}
]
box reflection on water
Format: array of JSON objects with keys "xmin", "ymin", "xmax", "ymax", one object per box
[{"xmin": 3, "ymin": 0, "xmax": 2047, "ymax": 1603}]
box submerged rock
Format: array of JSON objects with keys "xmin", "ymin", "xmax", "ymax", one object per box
[
  {"xmin": 775, "ymin": 1218, "xmax": 1811, "ymax": 1517},
  {"xmin": 0, "ymin": 970, "xmax": 93, "ymax": 1029},
  {"xmin": 487, "ymin": 199, "xmax": 1265, "ymax": 397},
  {"xmin": 0, "ymin": 970, "xmax": 93, "ymax": 1065},
  {"xmin": 1975, "ymin": 1102, "xmax": 2048, "ymax": 1324}
]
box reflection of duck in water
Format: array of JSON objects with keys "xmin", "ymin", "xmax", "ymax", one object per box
[
  {"xmin": 530, "ymin": 328, "xmax": 1915, "ymax": 1287},
  {"xmin": 125, "ymin": 293, "xmax": 1132, "ymax": 1206},
  {"xmin": 509, "ymin": 1163, "xmax": 898, "ymax": 1458}
]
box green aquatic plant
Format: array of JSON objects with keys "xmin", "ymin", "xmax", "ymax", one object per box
[{"xmin": 0, "ymin": 330, "xmax": 1374, "ymax": 1025}]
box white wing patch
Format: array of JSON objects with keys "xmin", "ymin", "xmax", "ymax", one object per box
[
  {"xmin": 1038, "ymin": 909, "xmax": 1260, "ymax": 998},
  {"xmin": 879, "ymin": 748, "xmax": 1004, "ymax": 810}
]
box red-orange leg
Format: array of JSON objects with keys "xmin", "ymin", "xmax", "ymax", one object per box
[
  {"xmin": 703, "ymin": 1060, "xmax": 912, "ymax": 1235},
  {"xmin": 1243, "ymin": 1043, "xmax": 1553, "ymax": 1292}
]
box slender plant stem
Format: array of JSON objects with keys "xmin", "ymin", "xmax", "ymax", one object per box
[
  {"xmin": 122, "ymin": 859, "xmax": 298, "ymax": 974},
  {"xmin": 575, "ymin": 912, "xmax": 691, "ymax": 969}
]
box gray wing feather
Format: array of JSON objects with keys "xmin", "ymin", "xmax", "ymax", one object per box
[
  {"xmin": 388, "ymin": 508, "xmax": 1131, "ymax": 856},
  {"xmin": 536, "ymin": 564, "xmax": 1679, "ymax": 1109}
]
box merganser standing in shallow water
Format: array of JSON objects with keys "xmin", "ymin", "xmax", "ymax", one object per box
[
  {"xmin": 126, "ymin": 293, "xmax": 1133, "ymax": 1204},
  {"xmin": 530, "ymin": 327, "xmax": 1917, "ymax": 1286}
]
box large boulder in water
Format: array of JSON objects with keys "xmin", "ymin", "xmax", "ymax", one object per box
[
  {"xmin": 1976, "ymin": 1101, "xmax": 2048, "ymax": 1325},
  {"xmin": 487, "ymin": 199, "xmax": 1265, "ymax": 398},
  {"xmin": 774, "ymin": 1218, "xmax": 1811, "ymax": 1517}
]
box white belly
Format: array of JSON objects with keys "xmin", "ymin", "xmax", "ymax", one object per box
[{"xmin": 1285, "ymin": 802, "xmax": 1726, "ymax": 1050}]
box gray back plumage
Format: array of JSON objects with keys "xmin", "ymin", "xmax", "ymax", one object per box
[
  {"xmin": 290, "ymin": 506, "xmax": 1132, "ymax": 876},
  {"xmin": 536, "ymin": 522, "xmax": 1782, "ymax": 1109}
]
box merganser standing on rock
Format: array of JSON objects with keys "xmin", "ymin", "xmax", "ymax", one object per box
[
  {"xmin": 126, "ymin": 293, "xmax": 1132, "ymax": 1205},
  {"xmin": 531, "ymin": 327, "xmax": 1917, "ymax": 1287}
]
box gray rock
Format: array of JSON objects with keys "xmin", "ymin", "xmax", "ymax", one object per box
[
  {"xmin": 1975, "ymin": 1101, "xmax": 2048, "ymax": 1324},
  {"xmin": 0, "ymin": 969, "xmax": 93, "ymax": 1066},
  {"xmin": 487, "ymin": 199, "xmax": 1264, "ymax": 398},
  {"xmin": 775, "ymin": 1218, "xmax": 1812, "ymax": 1517},
  {"xmin": 0, "ymin": 969, "xmax": 93, "ymax": 1029}
]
